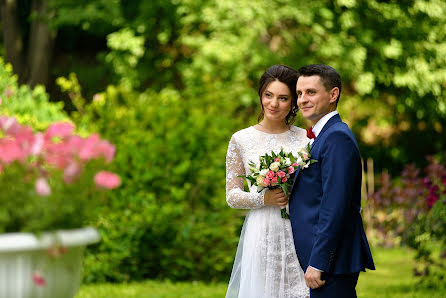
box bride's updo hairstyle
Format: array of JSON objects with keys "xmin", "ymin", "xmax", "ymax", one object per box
[{"xmin": 257, "ymin": 64, "xmax": 299, "ymax": 125}]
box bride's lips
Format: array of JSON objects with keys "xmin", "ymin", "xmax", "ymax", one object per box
[{"xmin": 267, "ymin": 108, "xmax": 279, "ymax": 113}]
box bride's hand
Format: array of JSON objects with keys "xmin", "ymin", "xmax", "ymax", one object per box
[{"xmin": 264, "ymin": 188, "xmax": 288, "ymax": 207}]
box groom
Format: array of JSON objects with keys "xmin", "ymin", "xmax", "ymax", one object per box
[{"xmin": 289, "ymin": 64, "xmax": 375, "ymax": 297}]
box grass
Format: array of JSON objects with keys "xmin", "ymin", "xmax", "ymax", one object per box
[{"xmin": 77, "ymin": 247, "xmax": 445, "ymax": 298}]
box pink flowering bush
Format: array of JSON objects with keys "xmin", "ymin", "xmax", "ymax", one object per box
[
  {"xmin": 370, "ymin": 154, "xmax": 446, "ymax": 287},
  {"xmin": 0, "ymin": 115, "xmax": 121, "ymax": 233}
]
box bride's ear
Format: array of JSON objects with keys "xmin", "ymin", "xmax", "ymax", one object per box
[{"xmin": 329, "ymin": 87, "xmax": 339, "ymax": 104}]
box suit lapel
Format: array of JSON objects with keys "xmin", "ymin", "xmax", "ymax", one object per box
[
  {"xmin": 309, "ymin": 114, "xmax": 342, "ymax": 154},
  {"xmin": 292, "ymin": 114, "xmax": 342, "ymax": 188}
]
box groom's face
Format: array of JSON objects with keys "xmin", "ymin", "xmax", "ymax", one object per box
[{"xmin": 296, "ymin": 75, "xmax": 338, "ymax": 125}]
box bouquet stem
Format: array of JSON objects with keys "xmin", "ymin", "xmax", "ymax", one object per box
[{"xmin": 281, "ymin": 207, "xmax": 290, "ymax": 219}]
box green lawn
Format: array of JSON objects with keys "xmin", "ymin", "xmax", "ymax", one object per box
[{"xmin": 77, "ymin": 247, "xmax": 444, "ymax": 298}]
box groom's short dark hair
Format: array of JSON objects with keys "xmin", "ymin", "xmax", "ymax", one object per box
[{"xmin": 297, "ymin": 64, "xmax": 342, "ymax": 104}]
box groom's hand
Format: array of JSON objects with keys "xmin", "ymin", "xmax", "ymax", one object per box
[{"xmin": 305, "ymin": 266, "xmax": 326, "ymax": 289}]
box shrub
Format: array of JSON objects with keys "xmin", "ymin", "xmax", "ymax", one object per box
[
  {"xmin": 57, "ymin": 76, "xmax": 246, "ymax": 282},
  {"xmin": 370, "ymin": 154, "xmax": 446, "ymax": 288}
]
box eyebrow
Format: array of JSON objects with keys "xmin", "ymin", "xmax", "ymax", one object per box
[{"xmin": 265, "ymin": 90, "xmax": 290, "ymax": 97}]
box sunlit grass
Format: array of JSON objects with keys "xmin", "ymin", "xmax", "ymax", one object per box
[{"xmin": 77, "ymin": 247, "xmax": 445, "ymax": 298}]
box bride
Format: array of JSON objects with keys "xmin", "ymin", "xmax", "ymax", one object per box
[{"xmin": 225, "ymin": 65, "xmax": 310, "ymax": 298}]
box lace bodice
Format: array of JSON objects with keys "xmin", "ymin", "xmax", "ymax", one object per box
[{"xmin": 226, "ymin": 126, "xmax": 309, "ymax": 209}]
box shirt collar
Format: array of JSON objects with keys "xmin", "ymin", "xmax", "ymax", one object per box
[{"xmin": 312, "ymin": 111, "xmax": 339, "ymax": 138}]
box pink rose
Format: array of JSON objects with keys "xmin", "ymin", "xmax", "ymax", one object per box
[
  {"xmin": 282, "ymin": 177, "xmax": 288, "ymax": 183},
  {"xmin": 288, "ymin": 166, "xmax": 295, "ymax": 174},
  {"xmin": 277, "ymin": 170, "xmax": 286, "ymax": 178},
  {"xmin": 271, "ymin": 176, "xmax": 278, "ymax": 184},
  {"xmin": 274, "ymin": 157, "xmax": 280, "ymax": 162},
  {"xmin": 263, "ymin": 177, "xmax": 271, "ymax": 187},
  {"xmin": 302, "ymin": 153, "xmax": 309, "ymax": 160},
  {"xmin": 35, "ymin": 177, "xmax": 51, "ymax": 196},
  {"xmin": 266, "ymin": 170, "xmax": 275, "ymax": 179},
  {"xmin": 94, "ymin": 171, "xmax": 121, "ymax": 189},
  {"xmin": 292, "ymin": 162, "xmax": 299, "ymax": 167}
]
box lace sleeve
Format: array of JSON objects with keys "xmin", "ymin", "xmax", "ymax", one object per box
[{"xmin": 226, "ymin": 135, "xmax": 265, "ymax": 209}]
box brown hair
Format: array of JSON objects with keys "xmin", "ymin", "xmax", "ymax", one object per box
[
  {"xmin": 257, "ymin": 65, "xmax": 299, "ymax": 124},
  {"xmin": 297, "ymin": 64, "xmax": 342, "ymax": 105}
]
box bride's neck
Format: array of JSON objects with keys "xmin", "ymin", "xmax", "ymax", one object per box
[{"xmin": 257, "ymin": 119, "xmax": 289, "ymax": 134}]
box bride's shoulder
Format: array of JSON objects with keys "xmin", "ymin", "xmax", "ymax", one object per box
[{"xmin": 230, "ymin": 126, "xmax": 255, "ymax": 140}]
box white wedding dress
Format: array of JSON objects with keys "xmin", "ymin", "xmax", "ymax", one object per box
[{"xmin": 225, "ymin": 126, "xmax": 310, "ymax": 298}]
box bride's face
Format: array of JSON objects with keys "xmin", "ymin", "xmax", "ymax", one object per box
[{"xmin": 261, "ymin": 80, "xmax": 292, "ymax": 123}]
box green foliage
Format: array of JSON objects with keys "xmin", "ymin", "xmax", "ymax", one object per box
[
  {"xmin": 0, "ymin": 57, "xmax": 68, "ymax": 130},
  {"xmin": 60, "ymin": 80, "xmax": 245, "ymax": 282},
  {"xmin": 0, "ymin": 160, "xmax": 106, "ymax": 233}
]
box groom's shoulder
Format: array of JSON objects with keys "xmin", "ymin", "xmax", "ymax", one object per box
[{"xmin": 324, "ymin": 122, "xmax": 359, "ymax": 148}]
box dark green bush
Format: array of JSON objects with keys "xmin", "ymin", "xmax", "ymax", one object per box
[{"xmin": 65, "ymin": 83, "xmax": 247, "ymax": 282}]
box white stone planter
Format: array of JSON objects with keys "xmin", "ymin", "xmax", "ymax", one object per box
[{"xmin": 0, "ymin": 227, "xmax": 100, "ymax": 298}]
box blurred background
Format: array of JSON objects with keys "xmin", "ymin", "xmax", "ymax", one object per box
[{"xmin": 1, "ymin": 0, "xmax": 445, "ymax": 297}]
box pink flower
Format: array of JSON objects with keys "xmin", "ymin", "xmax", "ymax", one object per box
[
  {"xmin": 263, "ymin": 177, "xmax": 271, "ymax": 187},
  {"xmin": 79, "ymin": 134, "xmax": 100, "ymax": 161},
  {"xmin": 292, "ymin": 162, "xmax": 299, "ymax": 167},
  {"xmin": 288, "ymin": 166, "xmax": 295, "ymax": 174},
  {"xmin": 46, "ymin": 122, "xmax": 74, "ymax": 139},
  {"xmin": 274, "ymin": 157, "xmax": 280, "ymax": 162},
  {"xmin": 35, "ymin": 177, "xmax": 51, "ymax": 196},
  {"xmin": 271, "ymin": 176, "xmax": 278, "ymax": 184},
  {"xmin": 302, "ymin": 153, "xmax": 308, "ymax": 160},
  {"xmin": 282, "ymin": 177, "xmax": 288, "ymax": 183},
  {"xmin": 0, "ymin": 116, "xmax": 19, "ymax": 134},
  {"xmin": 277, "ymin": 170, "xmax": 286, "ymax": 178},
  {"xmin": 63, "ymin": 162, "xmax": 82, "ymax": 183},
  {"xmin": 94, "ymin": 171, "xmax": 121, "ymax": 189},
  {"xmin": 266, "ymin": 171, "xmax": 275, "ymax": 179},
  {"xmin": 32, "ymin": 271, "xmax": 46, "ymax": 287},
  {"xmin": 97, "ymin": 140, "xmax": 116, "ymax": 163},
  {"xmin": 0, "ymin": 139, "xmax": 24, "ymax": 164},
  {"xmin": 30, "ymin": 133, "xmax": 45, "ymax": 155}
]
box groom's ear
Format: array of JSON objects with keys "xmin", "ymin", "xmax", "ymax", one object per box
[{"xmin": 329, "ymin": 87, "xmax": 339, "ymax": 104}]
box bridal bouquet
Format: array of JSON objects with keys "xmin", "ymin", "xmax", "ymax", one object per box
[{"xmin": 240, "ymin": 144, "xmax": 317, "ymax": 219}]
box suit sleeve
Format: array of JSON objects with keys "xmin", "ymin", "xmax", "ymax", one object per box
[{"xmin": 308, "ymin": 130, "xmax": 361, "ymax": 271}]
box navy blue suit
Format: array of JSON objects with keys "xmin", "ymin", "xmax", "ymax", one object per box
[{"xmin": 289, "ymin": 114, "xmax": 375, "ymax": 297}]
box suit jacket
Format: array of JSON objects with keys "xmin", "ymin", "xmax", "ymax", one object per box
[{"xmin": 289, "ymin": 114, "xmax": 375, "ymax": 274}]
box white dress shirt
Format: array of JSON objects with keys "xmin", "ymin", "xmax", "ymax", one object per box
[{"xmin": 309, "ymin": 110, "xmax": 339, "ymax": 145}]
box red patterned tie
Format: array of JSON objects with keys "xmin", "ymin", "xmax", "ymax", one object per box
[{"xmin": 306, "ymin": 128, "xmax": 316, "ymax": 139}]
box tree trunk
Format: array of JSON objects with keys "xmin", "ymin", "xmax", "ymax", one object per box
[
  {"xmin": 27, "ymin": 0, "xmax": 57, "ymax": 87},
  {"xmin": 0, "ymin": 0, "xmax": 26, "ymax": 83}
]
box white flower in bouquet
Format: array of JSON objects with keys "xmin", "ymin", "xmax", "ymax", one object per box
[{"xmin": 269, "ymin": 161, "xmax": 281, "ymax": 172}]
